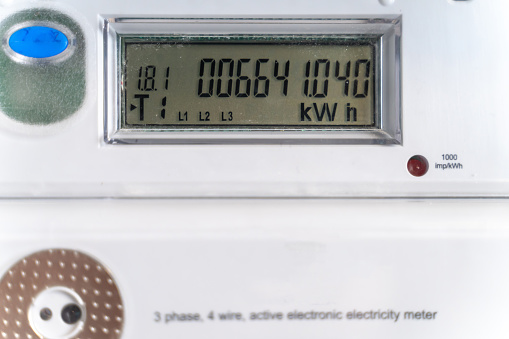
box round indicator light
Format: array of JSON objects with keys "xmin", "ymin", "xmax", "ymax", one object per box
[{"xmin": 407, "ymin": 155, "xmax": 429, "ymax": 177}]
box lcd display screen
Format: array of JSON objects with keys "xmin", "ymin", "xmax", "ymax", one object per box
[{"xmin": 122, "ymin": 37, "xmax": 377, "ymax": 129}]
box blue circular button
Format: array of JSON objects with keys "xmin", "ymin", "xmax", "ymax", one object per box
[{"xmin": 8, "ymin": 26, "xmax": 69, "ymax": 59}]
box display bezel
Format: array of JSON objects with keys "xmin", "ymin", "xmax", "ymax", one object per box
[{"xmin": 103, "ymin": 17, "xmax": 401, "ymax": 144}]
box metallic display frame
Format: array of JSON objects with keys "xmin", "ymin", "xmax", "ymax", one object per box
[{"xmin": 102, "ymin": 16, "xmax": 402, "ymax": 145}]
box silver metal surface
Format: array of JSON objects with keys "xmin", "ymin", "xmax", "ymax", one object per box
[{"xmin": 103, "ymin": 16, "xmax": 401, "ymax": 145}]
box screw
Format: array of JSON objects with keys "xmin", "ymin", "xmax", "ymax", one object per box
[{"xmin": 40, "ymin": 308, "xmax": 52, "ymax": 321}]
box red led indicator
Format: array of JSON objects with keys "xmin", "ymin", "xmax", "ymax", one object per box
[{"xmin": 407, "ymin": 155, "xmax": 429, "ymax": 177}]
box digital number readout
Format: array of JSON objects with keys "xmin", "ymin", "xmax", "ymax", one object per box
[{"xmin": 123, "ymin": 39, "xmax": 376, "ymax": 128}]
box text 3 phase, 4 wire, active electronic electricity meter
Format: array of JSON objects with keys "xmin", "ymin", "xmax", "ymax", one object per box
[{"xmin": 0, "ymin": 0, "xmax": 509, "ymax": 339}]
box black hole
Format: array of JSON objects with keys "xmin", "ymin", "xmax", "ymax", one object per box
[
  {"xmin": 40, "ymin": 308, "xmax": 52, "ymax": 321},
  {"xmin": 61, "ymin": 304, "xmax": 82, "ymax": 325}
]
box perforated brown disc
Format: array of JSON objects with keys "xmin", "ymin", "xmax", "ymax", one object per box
[{"xmin": 0, "ymin": 249, "xmax": 124, "ymax": 339}]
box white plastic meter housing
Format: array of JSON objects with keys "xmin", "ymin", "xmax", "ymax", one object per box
[
  {"xmin": 0, "ymin": 0, "xmax": 505, "ymax": 198},
  {"xmin": 0, "ymin": 1, "xmax": 508, "ymax": 339}
]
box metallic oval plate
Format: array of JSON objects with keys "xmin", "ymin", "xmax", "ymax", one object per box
[{"xmin": 0, "ymin": 249, "xmax": 124, "ymax": 339}]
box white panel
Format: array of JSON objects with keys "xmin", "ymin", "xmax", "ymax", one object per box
[
  {"xmin": 1, "ymin": 200, "xmax": 509, "ymax": 339},
  {"xmin": 0, "ymin": 1, "xmax": 508, "ymax": 338},
  {"xmin": 0, "ymin": 0, "xmax": 506, "ymax": 197}
]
